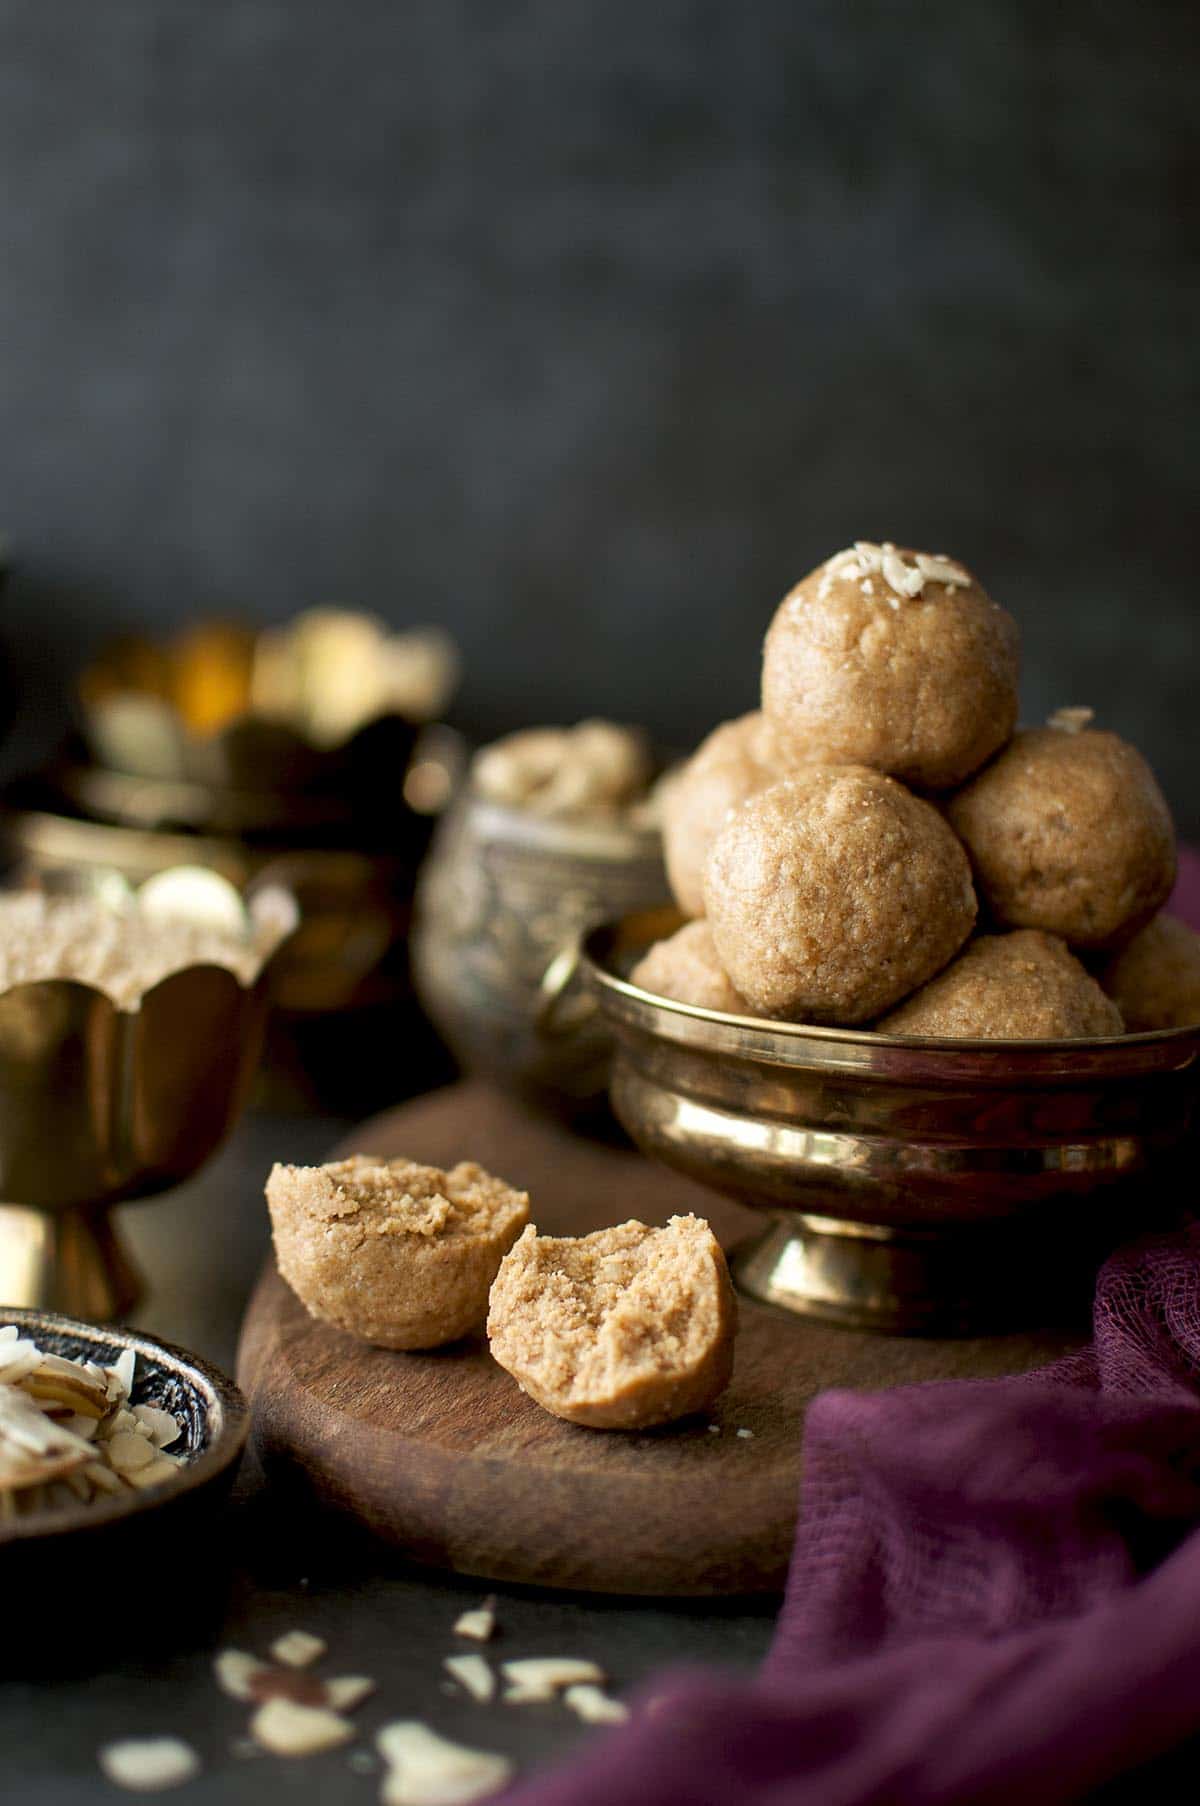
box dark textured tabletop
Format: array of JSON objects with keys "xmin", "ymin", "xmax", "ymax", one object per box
[{"xmin": 2, "ymin": 1106, "xmax": 775, "ymax": 1804}]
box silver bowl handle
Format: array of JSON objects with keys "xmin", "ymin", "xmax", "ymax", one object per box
[{"xmin": 534, "ymin": 938, "xmax": 598, "ymax": 1040}]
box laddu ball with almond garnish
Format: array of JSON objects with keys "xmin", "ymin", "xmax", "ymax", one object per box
[{"xmin": 761, "ymin": 543, "xmax": 1020, "ymax": 791}]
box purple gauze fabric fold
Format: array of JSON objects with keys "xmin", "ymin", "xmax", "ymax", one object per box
[{"xmin": 500, "ymin": 867, "xmax": 1200, "ymax": 1806}]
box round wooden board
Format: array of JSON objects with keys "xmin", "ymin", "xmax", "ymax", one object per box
[{"xmin": 237, "ymin": 1081, "xmax": 1082, "ymax": 1596}]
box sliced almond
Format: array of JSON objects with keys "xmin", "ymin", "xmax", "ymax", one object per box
[
  {"xmin": 213, "ymin": 1649, "xmax": 271, "ymax": 1702},
  {"xmin": 106, "ymin": 1348, "xmax": 137, "ymax": 1402},
  {"xmin": 0, "ymin": 1339, "xmax": 43, "ymax": 1386},
  {"xmin": 20, "ymin": 1352, "xmax": 110, "ymax": 1418},
  {"xmin": 271, "ymin": 1629, "xmax": 327, "ymax": 1668},
  {"xmin": 133, "ymin": 1403, "xmax": 183, "ymax": 1449},
  {"xmin": 1048, "ymin": 706, "xmax": 1095, "ymax": 735},
  {"xmin": 0, "ymin": 1384, "xmax": 93, "ymax": 1488},
  {"xmin": 500, "ymin": 1658, "xmax": 605, "ymax": 1704},
  {"xmin": 882, "ymin": 551, "xmax": 925, "ymax": 599},
  {"xmin": 325, "ymin": 1675, "xmax": 377, "ymax": 1712},
  {"xmin": 562, "ymin": 1684, "xmax": 630, "ymax": 1726},
  {"xmin": 250, "ymin": 1697, "xmax": 355, "ymax": 1758},
  {"xmin": 98, "ymin": 1736, "xmax": 200, "ymax": 1791},
  {"xmin": 443, "ymin": 1654, "xmax": 495, "ymax": 1703},
  {"xmin": 121, "ymin": 1453, "xmax": 183, "ymax": 1490},
  {"xmin": 376, "ymin": 1722, "xmax": 512, "ymax": 1806},
  {"xmin": 105, "ymin": 1430, "xmax": 157, "ymax": 1474},
  {"xmin": 452, "ymin": 1600, "xmax": 497, "ymax": 1643}
]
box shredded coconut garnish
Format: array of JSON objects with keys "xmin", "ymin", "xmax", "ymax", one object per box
[{"xmin": 822, "ymin": 542, "xmax": 971, "ymax": 601}]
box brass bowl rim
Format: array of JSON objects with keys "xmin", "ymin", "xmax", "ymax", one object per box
[
  {"xmin": 0, "ymin": 1308, "xmax": 249, "ymax": 1547},
  {"xmin": 583, "ymin": 911, "xmax": 1200, "ymax": 1081}
]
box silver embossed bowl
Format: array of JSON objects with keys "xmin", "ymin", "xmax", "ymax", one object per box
[{"xmin": 412, "ymin": 786, "xmax": 671, "ymax": 1112}]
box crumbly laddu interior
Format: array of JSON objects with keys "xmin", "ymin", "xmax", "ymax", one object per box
[
  {"xmin": 487, "ymin": 1216, "xmax": 736, "ymax": 1429},
  {"xmin": 0, "ymin": 893, "xmax": 268, "ymax": 1008},
  {"xmin": 283, "ymin": 1156, "xmax": 525, "ymax": 1242}
]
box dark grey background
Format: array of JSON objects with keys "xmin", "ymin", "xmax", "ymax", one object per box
[{"xmin": 0, "ymin": 1, "xmax": 1196, "ymax": 819}]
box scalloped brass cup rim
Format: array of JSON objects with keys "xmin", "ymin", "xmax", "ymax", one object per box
[
  {"xmin": 0, "ymin": 1308, "xmax": 249, "ymax": 1547},
  {"xmin": 582, "ymin": 909, "xmax": 1200, "ymax": 1081}
]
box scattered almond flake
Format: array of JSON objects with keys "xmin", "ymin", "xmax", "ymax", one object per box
[
  {"xmin": 376, "ymin": 1722, "xmax": 512, "ymax": 1806},
  {"xmin": 563, "ymin": 1684, "xmax": 630, "ymax": 1726},
  {"xmin": 736, "ymin": 1428, "xmax": 755, "ymax": 1440},
  {"xmin": 500, "ymin": 1658, "xmax": 605, "ymax": 1704},
  {"xmin": 325, "ymin": 1675, "xmax": 377, "ymax": 1713},
  {"xmin": 453, "ymin": 1599, "xmax": 497, "ymax": 1642},
  {"xmin": 250, "ymin": 1697, "xmax": 355, "ymax": 1758},
  {"xmin": 271, "ymin": 1629, "xmax": 327, "ymax": 1668},
  {"xmin": 214, "ymin": 1649, "xmax": 270, "ymax": 1702},
  {"xmin": 133, "ymin": 1403, "xmax": 183, "ymax": 1449},
  {"xmin": 248, "ymin": 1668, "xmax": 330, "ymax": 1709},
  {"xmin": 444, "ymin": 1654, "xmax": 495, "ymax": 1703},
  {"xmin": 706, "ymin": 1423, "xmax": 720, "ymax": 1435},
  {"xmin": 98, "ymin": 1737, "xmax": 200, "ymax": 1792},
  {"xmin": 1048, "ymin": 706, "xmax": 1095, "ymax": 735}
]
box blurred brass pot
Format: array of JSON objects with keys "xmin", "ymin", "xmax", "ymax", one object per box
[
  {"xmin": 584, "ymin": 909, "xmax": 1200, "ymax": 1333},
  {"xmin": 413, "ymin": 789, "xmax": 670, "ymax": 1112}
]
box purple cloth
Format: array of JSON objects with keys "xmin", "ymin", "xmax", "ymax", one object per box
[{"xmin": 504, "ymin": 874, "xmax": 1200, "ymax": 1806}]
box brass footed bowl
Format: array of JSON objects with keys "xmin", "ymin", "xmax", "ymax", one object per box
[
  {"xmin": 0, "ymin": 870, "xmax": 298, "ymax": 1321},
  {"xmin": 583, "ymin": 910, "xmax": 1200, "ymax": 1334}
]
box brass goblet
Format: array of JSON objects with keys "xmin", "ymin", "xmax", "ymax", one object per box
[
  {"xmin": 0, "ymin": 869, "xmax": 297, "ymax": 1321},
  {"xmin": 583, "ymin": 909, "xmax": 1200, "ymax": 1334}
]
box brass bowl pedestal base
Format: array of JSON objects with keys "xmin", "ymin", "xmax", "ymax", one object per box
[
  {"xmin": 0, "ymin": 1203, "xmax": 143, "ymax": 1321},
  {"xmin": 731, "ymin": 1212, "xmax": 1096, "ymax": 1335}
]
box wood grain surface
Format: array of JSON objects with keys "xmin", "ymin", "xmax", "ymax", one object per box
[{"xmin": 237, "ymin": 1081, "xmax": 1081, "ymax": 1596}]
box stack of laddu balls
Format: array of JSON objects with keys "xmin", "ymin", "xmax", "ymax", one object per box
[{"xmin": 637, "ymin": 540, "xmax": 1200, "ymax": 1038}]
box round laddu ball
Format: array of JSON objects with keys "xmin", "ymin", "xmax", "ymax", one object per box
[
  {"xmin": 487, "ymin": 1215, "xmax": 736, "ymax": 1430},
  {"xmin": 630, "ymin": 919, "xmax": 749, "ymax": 1014},
  {"xmin": 266, "ymin": 1155, "xmax": 529, "ymax": 1349},
  {"xmin": 1101, "ymin": 914, "xmax": 1200, "ymax": 1031},
  {"xmin": 946, "ymin": 724, "xmax": 1177, "ymax": 950},
  {"xmin": 761, "ymin": 543, "xmax": 1020, "ymax": 790},
  {"xmin": 878, "ymin": 931, "xmax": 1124, "ymax": 1039},
  {"xmin": 703, "ymin": 765, "xmax": 977, "ymax": 1023},
  {"xmin": 662, "ymin": 713, "xmax": 786, "ymax": 917}
]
